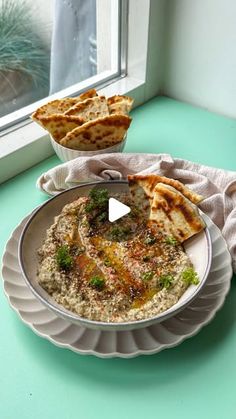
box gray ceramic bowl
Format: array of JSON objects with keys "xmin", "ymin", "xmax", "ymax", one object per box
[
  {"xmin": 50, "ymin": 134, "xmax": 127, "ymax": 162},
  {"xmin": 19, "ymin": 181, "xmax": 212, "ymax": 331}
]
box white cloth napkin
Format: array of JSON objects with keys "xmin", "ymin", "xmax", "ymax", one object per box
[{"xmin": 37, "ymin": 153, "xmax": 236, "ymax": 273}]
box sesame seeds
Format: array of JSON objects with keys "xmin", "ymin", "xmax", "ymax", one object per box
[{"xmin": 37, "ymin": 194, "xmax": 193, "ymax": 322}]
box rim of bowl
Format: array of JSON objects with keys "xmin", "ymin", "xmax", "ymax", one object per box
[
  {"xmin": 50, "ymin": 133, "xmax": 127, "ymax": 153},
  {"xmin": 18, "ymin": 180, "xmax": 212, "ymax": 328}
]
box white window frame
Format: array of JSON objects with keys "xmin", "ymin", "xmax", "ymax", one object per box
[{"xmin": 0, "ymin": 0, "xmax": 165, "ymax": 184}]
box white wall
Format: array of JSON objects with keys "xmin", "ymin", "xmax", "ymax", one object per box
[
  {"xmin": 23, "ymin": 0, "xmax": 236, "ymax": 118},
  {"xmin": 162, "ymin": 0, "xmax": 236, "ymax": 118}
]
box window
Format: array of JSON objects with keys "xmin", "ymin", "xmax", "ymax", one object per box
[
  {"xmin": 0, "ymin": 0, "xmax": 127, "ymax": 130},
  {"xmin": 0, "ymin": 0, "xmax": 164, "ymax": 184}
]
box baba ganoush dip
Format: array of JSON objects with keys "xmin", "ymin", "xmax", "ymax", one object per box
[{"xmin": 37, "ymin": 188, "xmax": 199, "ymax": 322}]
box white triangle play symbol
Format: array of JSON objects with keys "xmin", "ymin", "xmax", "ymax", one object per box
[{"xmin": 108, "ymin": 198, "xmax": 131, "ymax": 222}]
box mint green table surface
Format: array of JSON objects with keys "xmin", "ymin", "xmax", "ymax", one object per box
[{"xmin": 1, "ymin": 97, "xmax": 236, "ymax": 419}]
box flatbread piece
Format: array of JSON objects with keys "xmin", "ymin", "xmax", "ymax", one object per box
[
  {"xmin": 31, "ymin": 89, "xmax": 98, "ymax": 119},
  {"xmin": 60, "ymin": 114, "xmax": 132, "ymax": 151},
  {"xmin": 128, "ymin": 174, "xmax": 203, "ymax": 208},
  {"xmin": 108, "ymin": 95, "xmax": 134, "ymax": 115},
  {"xmin": 35, "ymin": 114, "xmax": 85, "ymax": 142},
  {"xmin": 65, "ymin": 96, "xmax": 109, "ymax": 120},
  {"xmin": 149, "ymin": 183, "xmax": 205, "ymax": 242}
]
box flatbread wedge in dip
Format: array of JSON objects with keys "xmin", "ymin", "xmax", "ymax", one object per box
[
  {"xmin": 150, "ymin": 183, "xmax": 205, "ymax": 242},
  {"xmin": 128, "ymin": 174, "xmax": 204, "ymax": 208}
]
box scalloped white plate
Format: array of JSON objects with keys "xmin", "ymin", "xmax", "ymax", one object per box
[
  {"xmin": 18, "ymin": 180, "xmax": 212, "ymax": 330},
  {"xmin": 2, "ymin": 213, "xmax": 232, "ymax": 358}
]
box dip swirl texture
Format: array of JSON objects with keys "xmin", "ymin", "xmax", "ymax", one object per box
[{"xmin": 37, "ymin": 189, "xmax": 195, "ymax": 322}]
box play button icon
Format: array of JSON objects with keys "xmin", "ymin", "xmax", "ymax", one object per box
[{"xmin": 108, "ymin": 198, "xmax": 131, "ymax": 222}]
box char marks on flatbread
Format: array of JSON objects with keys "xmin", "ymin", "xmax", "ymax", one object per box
[
  {"xmin": 36, "ymin": 115, "xmax": 85, "ymax": 142},
  {"xmin": 32, "ymin": 98, "xmax": 80, "ymax": 120},
  {"xmin": 107, "ymin": 95, "xmax": 134, "ymax": 115},
  {"xmin": 149, "ymin": 183, "xmax": 205, "ymax": 242},
  {"xmin": 31, "ymin": 89, "xmax": 98, "ymax": 120},
  {"xmin": 31, "ymin": 89, "xmax": 133, "ymax": 151},
  {"xmin": 65, "ymin": 96, "xmax": 109, "ymax": 120},
  {"xmin": 128, "ymin": 174, "xmax": 203, "ymax": 207},
  {"xmin": 60, "ymin": 114, "xmax": 131, "ymax": 151},
  {"xmin": 78, "ymin": 88, "xmax": 98, "ymax": 101}
]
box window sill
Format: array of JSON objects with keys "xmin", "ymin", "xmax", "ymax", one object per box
[
  {"xmin": 0, "ymin": 0, "xmax": 166, "ymax": 184},
  {"xmin": 0, "ymin": 76, "xmax": 145, "ymax": 184}
]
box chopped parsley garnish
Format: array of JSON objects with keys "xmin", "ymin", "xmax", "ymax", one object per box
[
  {"xmin": 159, "ymin": 274, "xmax": 174, "ymax": 289},
  {"xmin": 165, "ymin": 236, "xmax": 178, "ymax": 246},
  {"xmin": 89, "ymin": 276, "xmax": 105, "ymax": 290},
  {"xmin": 181, "ymin": 268, "xmax": 199, "ymax": 285},
  {"xmin": 144, "ymin": 235, "xmax": 156, "ymax": 245},
  {"xmin": 85, "ymin": 188, "xmax": 110, "ymax": 226},
  {"xmin": 85, "ymin": 188, "xmax": 109, "ymax": 213},
  {"xmin": 141, "ymin": 271, "xmax": 154, "ymax": 281},
  {"xmin": 56, "ymin": 245, "xmax": 73, "ymax": 271}
]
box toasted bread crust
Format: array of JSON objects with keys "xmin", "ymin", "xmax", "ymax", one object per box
[
  {"xmin": 128, "ymin": 174, "xmax": 203, "ymax": 204},
  {"xmin": 31, "ymin": 89, "xmax": 133, "ymax": 149},
  {"xmin": 34, "ymin": 114, "xmax": 85, "ymax": 142},
  {"xmin": 150, "ymin": 183, "xmax": 205, "ymax": 242},
  {"xmin": 60, "ymin": 114, "xmax": 131, "ymax": 150}
]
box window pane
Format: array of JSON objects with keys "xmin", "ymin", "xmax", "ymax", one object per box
[{"xmin": 0, "ymin": 0, "xmax": 121, "ymax": 125}]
